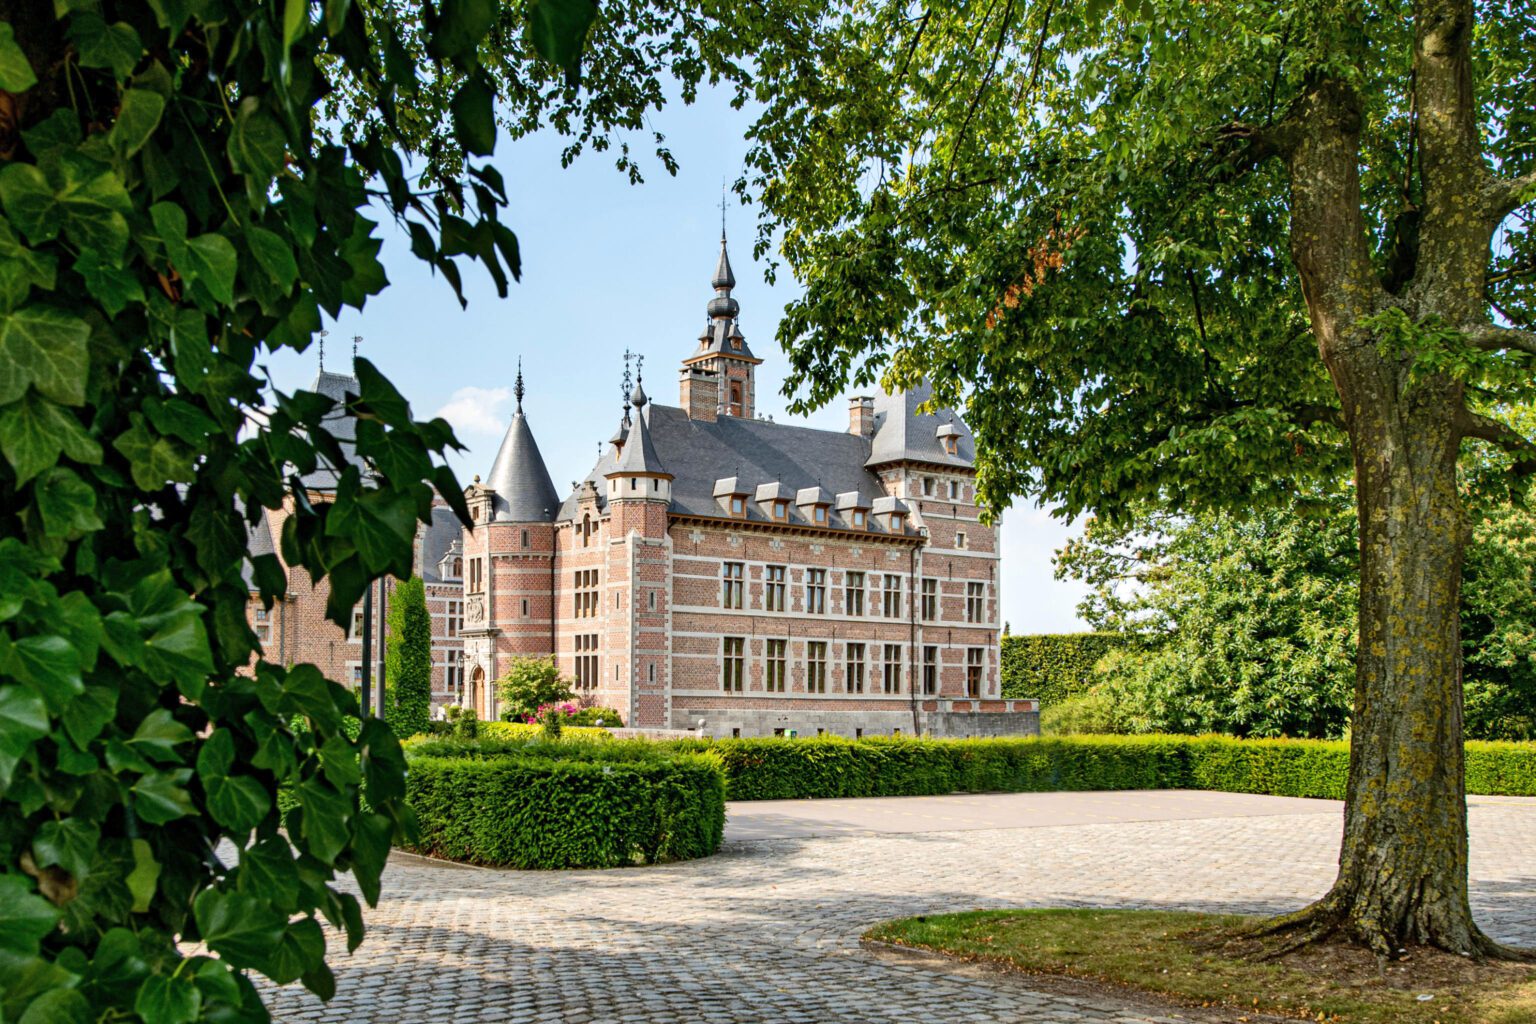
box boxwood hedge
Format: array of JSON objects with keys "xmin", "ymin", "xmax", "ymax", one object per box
[
  {"xmin": 663, "ymin": 734, "xmax": 1536, "ymax": 802},
  {"xmin": 403, "ymin": 739, "xmax": 725, "ymax": 868},
  {"xmin": 1000, "ymin": 632, "xmax": 1126, "ymax": 706}
]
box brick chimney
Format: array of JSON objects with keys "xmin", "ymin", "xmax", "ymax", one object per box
[
  {"xmin": 680, "ymin": 368, "xmax": 719, "ymax": 422},
  {"xmin": 848, "ymin": 396, "xmax": 874, "ymax": 437}
]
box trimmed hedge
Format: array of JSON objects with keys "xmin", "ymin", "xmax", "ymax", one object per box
[
  {"xmin": 1001, "ymin": 632, "xmax": 1126, "ymax": 706},
  {"xmin": 403, "ymin": 739, "xmax": 724, "ymax": 868},
  {"xmin": 480, "ymin": 720, "xmax": 614, "ymax": 742},
  {"xmin": 662, "ymin": 734, "xmax": 1536, "ymax": 802}
]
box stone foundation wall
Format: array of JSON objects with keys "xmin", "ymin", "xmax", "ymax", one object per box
[{"xmin": 674, "ymin": 706, "xmax": 1039, "ymax": 740}]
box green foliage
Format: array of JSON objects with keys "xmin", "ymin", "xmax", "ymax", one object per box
[
  {"xmin": 0, "ymin": 1, "xmax": 594, "ymax": 1020},
  {"xmin": 402, "ymin": 742, "xmax": 725, "ymax": 868},
  {"xmin": 673, "ymin": 735, "xmax": 1536, "ymax": 802},
  {"xmin": 384, "ymin": 578, "xmax": 432, "ymax": 739},
  {"xmin": 1000, "ymin": 633, "xmax": 1125, "ymax": 707},
  {"xmin": 494, "ymin": 656, "xmax": 574, "ymax": 721},
  {"xmin": 444, "ymin": 704, "xmax": 480, "ymax": 741},
  {"xmin": 540, "ymin": 706, "xmax": 563, "ymax": 739},
  {"xmin": 1057, "ymin": 499, "xmax": 1360, "ymax": 739},
  {"xmin": 1040, "ymin": 689, "xmax": 1128, "ymax": 736},
  {"xmin": 1462, "ymin": 496, "xmax": 1536, "ymax": 741},
  {"xmin": 567, "ymin": 705, "xmax": 625, "ymax": 727}
]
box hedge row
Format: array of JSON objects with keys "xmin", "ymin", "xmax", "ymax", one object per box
[
  {"xmin": 1000, "ymin": 632, "xmax": 1126, "ymax": 706},
  {"xmin": 403, "ymin": 740, "xmax": 725, "ymax": 868},
  {"xmin": 662, "ymin": 734, "xmax": 1536, "ymax": 802}
]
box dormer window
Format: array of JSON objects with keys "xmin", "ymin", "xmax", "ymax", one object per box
[
  {"xmin": 813, "ymin": 506, "xmax": 827, "ymax": 524},
  {"xmin": 852, "ymin": 510, "xmax": 867, "ymax": 529},
  {"xmin": 937, "ymin": 422, "xmax": 961, "ymax": 457},
  {"xmin": 716, "ymin": 477, "xmax": 752, "ymax": 518},
  {"xmin": 730, "ymin": 496, "xmax": 746, "ymax": 516},
  {"xmin": 835, "ymin": 491, "xmax": 870, "ymax": 531},
  {"xmin": 772, "ymin": 500, "xmax": 789, "ymax": 521}
]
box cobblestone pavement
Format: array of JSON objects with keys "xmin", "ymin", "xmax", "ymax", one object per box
[{"xmin": 266, "ymin": 794, "xmax": 1536, "ymax": 1024}]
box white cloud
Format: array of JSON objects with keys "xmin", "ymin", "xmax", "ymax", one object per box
[{"xmin": 436, "ymin": 386, "xmax": 512, "ymax": 437}]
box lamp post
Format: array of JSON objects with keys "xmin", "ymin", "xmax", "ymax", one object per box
[{"xmin": 360, "ymin": 579, "xmax": 373, "ymax": 715}]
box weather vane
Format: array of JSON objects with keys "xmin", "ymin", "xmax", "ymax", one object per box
[
  {"xmin": 318, "ymin": 328, "xmax": 327, "ymax": 372},
  {"xmin": 352, "ymin": 334, "xmax": 361, "ymax": 367},
  {"xmin": 621, "ymin": 350, "xmax": 634, "ymax": 422}
]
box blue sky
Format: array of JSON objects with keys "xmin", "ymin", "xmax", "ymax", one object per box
[{"xmin": 261, "ymin": 85, "xmax": 1091, "ymax": 633}]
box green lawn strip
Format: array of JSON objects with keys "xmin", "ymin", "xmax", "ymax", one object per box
[{"xmin": 864, "ymin": 909, "xmax": 1536, "ymax": 1024}]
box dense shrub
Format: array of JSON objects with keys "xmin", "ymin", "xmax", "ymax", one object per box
[
  {"xmin": 1001, "ymin": 633, "xmax": 1126, "ymax": 706},
  {"xmin": 569, "ymin": 706, "xmax": 626, "ymax": 727},
  {"xmin": 1040, "ymin": 688, "xmax": 1128, "ymax": 735},
  {"xmin": 496, "ymin": 657, "xmax": 576, "ymax": 721},
  {"xmin": 403, "ymin": 739, "xmax": 725, "ymax": 868},
  {"xmin": 662, "ymin": 735, "xmax": 1536, "ymax": 802},
  {"xmin": 479, "ymin": 721, "xmax": 613, "ymax": 743}
]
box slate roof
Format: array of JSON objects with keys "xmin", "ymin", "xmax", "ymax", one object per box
[
  {"xmin": 299, "ymin": 370, "xmax": 367, "ymax": 490},
  {"xmin": 559, "ymin": 403, "xmax": 911, "ymax": 536},
  {"xmin": 484, "ymin": 406, "xmax": 561, "ymax": 522},
  {"xmin": 866, "ymin": 381, "xmax": 977, "ymax": 469},
  {"xmin": 419, "ymin": 505, "xmax": 463, "ymax": 583},
  {"xmin": 610, "ymin": 388, "xmax": 669, "ymax": 476},
  {"xmin": 242, "ymin": 507, "xmax": 283, "ymax": 592}
]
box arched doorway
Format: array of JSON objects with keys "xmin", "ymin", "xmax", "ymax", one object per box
[{"xmin": 468, "ymin": 666, "xmax": 485, "ymax": 719}]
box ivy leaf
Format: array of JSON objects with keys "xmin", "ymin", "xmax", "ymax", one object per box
[
  {"xmin": 192, "ymin": 888, "xmax": 286, "ymax": 969},
  {"xmin": 56, "ymin": 151, "xmax": 132, "ymax": 260},
  {"xmin": 0, "ymin": 215, "xmax": 56, "ymax": 313},
  {"xmin": 265, "ymin": 917, "xmax": 325, "ymax": 985},
  {"xmin": 182, "ymin": 234, "xmax": 237, "ymax": 306},
  {"xmin": 128, "ymin": 708, "xmax": 193, "ymax": 762},
  {"xmin": 0, "ymin": 304, "xmax": 91, "ymax": 406},
  {"xmin": 235, "ymin": 837, "xmax": 300, "ymax": 912},
  {"xmin": 0, "ymin": 873, "xmax": 58, "ymax": 955},
  {"xmin": 70, "ymin": 13, "xmax": 143, "ymax": 81},
  {"xmin": 0, "ymin": 164, "xmax": 61, "ymax": 243},
  {"xmin": 0, "ymin": 23, "xmax": 38, "ymax": 93},
  {"xmin": 15, "ymin": 988, "xmax": 90, "ymax": 1024},
  {"xmin": 33, "ymin": 818, "xmax": 99, "ymax": 880},
  {"xmin": 227, "ymin": 100, "xmax": 285, "ymax": 191},
  {"xmin": 109, "ymin": 89, "xmax": 165, "ymax": 159},
  {"xmin": 294, "ymin": 778, "xmax": 351, "ymax": 864},
  {"xmin": 525, "ymin": 0, "xmax": 597, "ymax": 82},
  {"xmin": 113, "ymin": 413, "xmax": 196, "ymax": 490},
  {"xmin": 207, "ymin": 774, "xmax": 270, "ymax": 832},
  {"xmin": 149, "ymin": 202, "xmax": 188, "ymax": 266},
  {"xmin": 132, "ymin": 768, "xmax": 196, "ymax": 824},
  {"xmin": 133, "ymin": 973, "xmax": 201, "ymax": 1024},
  {"xmin": 60, "ymin": 685, "xmax": 116, "ymax": 749},
  {"xmin": 9, "ymin": 634, "xmax": 84, "ymax": 710},
  {"xmin": 0, "ymin": 391, "xmax": 102, "ymax": 486},
  {"xmin": 75, "ymin": 247, "xmax": 144, "ymax": 317},
  {"xmin": 451, "ymin": 76, "xmax": 496, "ymax": 157},
  {"xmin": 0, "ymin": 684, "xmax": 48, "ymax": 791},
  {"xmin": 126, "ymin": 839, "xmax": 159, "ymax": 914},
  {"xmin": 35, "ymin": 466, "xmax": 104, "ymax": 538},
  {"xmin": 246, "ymin": 225, "xmax": 298, "ymax": 289}
]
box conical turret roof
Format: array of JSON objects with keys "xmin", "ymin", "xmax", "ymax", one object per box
[{"xmin": 484, "ymin": 369, "xmax": 561, "ymax": 521}]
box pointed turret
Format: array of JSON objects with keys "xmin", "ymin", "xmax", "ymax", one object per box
[
  {"xmin": 681, "ymin": 220, "xmax": 761, "ymax": 418},
  {"xmin": 609, "ymin": 383, "xmax": 668, "ymax": 478},
  {"xmin": 483, "ymin": 363, "xmax": 561, "ymax": 522}
]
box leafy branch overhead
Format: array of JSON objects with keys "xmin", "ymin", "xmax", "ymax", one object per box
[{"xmin": 0, "ymin": 2, "xmax": 594, "ymax": 1023}]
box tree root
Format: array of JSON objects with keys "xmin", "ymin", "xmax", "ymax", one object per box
[{"xmin": 1249, "ymin": 892, "xmax": 1536, "ymax": 963}]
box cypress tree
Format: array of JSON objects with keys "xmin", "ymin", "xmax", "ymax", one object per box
[{"xmin": 387, "ymin": 577, "xmax": 434, "ymax": 739}]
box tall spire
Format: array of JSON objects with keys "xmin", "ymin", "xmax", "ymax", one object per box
[
  {"xmin": 318, "ymin": 328, "xmax": 327, "ymax": 372},
  {"xmin": 621, "ymin": 349, "xmax": 634, "ymax": 425},
  {"xmin": 514, "ymin": 356, "xmax": 525, "ymax": 411}
]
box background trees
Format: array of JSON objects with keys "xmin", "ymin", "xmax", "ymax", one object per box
[
  {"xmin": 0, "ymin": 1, "xmax": 592, "ymax": 1021},
  {"xmin": 385, "ymin": 578, "xmax": 433, "ymax": 739}
]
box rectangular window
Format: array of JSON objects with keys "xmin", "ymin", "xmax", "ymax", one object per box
[
  {"xmin": 813, "ymin": 505, "xmax": 827, "ymax": 524},
  {"xmin": 805, "ymin": 569, "xmax": 826, "ymax": 615},
  {"xmin": 446, "ymin": 599, "xmax": 464, "ymax": 636},
  {"xmin": 765, "ymin": 565, "xmax": 787, "ymax": 612},
  {"xmin": 955, "ymin": 531, "xmax": 967, "ymax": 549},
  {"xmin": 444, "ymin": 649, "xmax": 463, "ymax": 694},
  {"xmin": 349, "ymin": 604, "xmax": 365, "ymax": 640},
  {"xmin": 521, "ymin": 529, "xmax": 530, "ymax": 549},
  {"xmin": 648, "ymin": 590, "xmax": 657, "ymax": 611},
  {"xmin": 252, "ymin": 605, "xmax": 271, "ymax": 644},
  {"xmin": 883, "ymin": 643, "xmax": 903, "ymax": 694},
  {"xmin": 923, "ymin": 477, "xmax": 935, "ymax": 496},
  {"xmin": 845, "ymin": 572, "xmax": 865, "ymax": 616},
  {"xmin": 846, "ymin": 642, "xmax": 865, "ymax": 693},
  {"xmin": 921, "ymin": 579, "xmax": 937, "ymax": 620},
  {"xmin": 521, "ymin": 598, "xmax": 529, "ymax": 617},
  {"xmin": 806, "ymin": 641, "xmax": 827, "ymax": 693},
  {"xmin": 722, "ymin": 562, "xmax": 744, "ymax": 609},
  {"xmin": 948, "ymin": 480, "xmax": 961, "ymax": 500},
  {"xmin": 765, "ymin": 639, "xmax": 787, "ymax": 692},
  {"xmin": 468, "ymin": 558, "xmax": 482, "ymax": 594},
  {"xmin": 574, "ymin": 634, "xmax": 599, "ymax": 690},
  {"xmin": 883, "ymin": 574, "xmax": 902, "ymax": 618},
  {"xmin": 923, "ymin": 645, "xmax": 938, "ymax": 694},
  {"xmin": 730, "ymin": 496, "xmax": 746, "ymax": 516},
  {"xmin": 967, "ymin": 582, "xmax": 985, "ymax": 623},
  {"xmin": 574, "ymin": 569, "xmax": 599, "ymax": 618},
  {"xmin": 967, "ymin": 647, "xmax": 984, "ymax": 697},
  {"xmin": 722, "ymin": 637, "xmax": 745, "ymax": 692}
]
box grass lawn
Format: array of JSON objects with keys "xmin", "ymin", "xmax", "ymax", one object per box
[{"xmin": 865, "ymin": 909, "xmax": 1536, "ymax": 1024}]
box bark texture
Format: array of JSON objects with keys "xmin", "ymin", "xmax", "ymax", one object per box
[{"xmin": 1265, "ymin": 0, "xmax": 1529, "ymax": 958}]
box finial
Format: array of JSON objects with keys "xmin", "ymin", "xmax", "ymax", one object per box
[
  {"xmin": 720, "ymin": 179, "xmax": 728, "ymax": 241},
  {"xmin": 621, "ymin": 349, "xmax": 634, "ymax": 424},
  {"xmin": 636, "ymin": 353, "xmax": 644, "ymax": 385},
  {"xmin": 514, "ymin": 356, "xmax": 525, "ymax": 410},
  {"xmin": 318, "ymin": 328, "xmax": 328, "ymax": 372},
  {"xmin": 352, "ymin": 334, "xmax": 361, "ymax": 367}
]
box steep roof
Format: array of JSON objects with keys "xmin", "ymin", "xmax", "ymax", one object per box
[
  {"xmin": 241, "ymin": 507, "xmax": 284, "ymax": 592},
  {"xmin": 299, "ymin": 370, "xmax": 368, "ymax": 491},
  {"xmin": 419, "ymin": 505, "xmax": 463, "ymax": 583},
  {"xmin": 867, "ymin": 381, "xmax": 977, "ymax": 469},
  {"xmin": 484, "ymin": 406, "xmax": 561, "ymax": 522},
  {"xmin": 609, "ymin": 387, "xmax": 669, "ymax": 477},
  {"xmin": 560, "ymin": 404, "xmax": 910, "ymax": 536}
]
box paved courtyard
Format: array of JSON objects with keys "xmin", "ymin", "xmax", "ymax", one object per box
[{"xmin": 267, "ymin": 792, "xmax": 1536, "ymax": 1023}]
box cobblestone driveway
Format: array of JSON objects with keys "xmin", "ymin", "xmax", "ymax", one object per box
[{"xmin": 267, "ymin": 794, "xmax": 1536, "ymax": 1024}]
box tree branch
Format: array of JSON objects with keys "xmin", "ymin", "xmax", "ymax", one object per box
[
  {"xmin": 1486, "ymin": 169, "xmax": 1536, "ymax": 221},
  {"xmin": 1460, "ymin": 410, "xmax": 1536, "ymax": 474},
  {"xmin": 1463, "ymin": 322, "xmax": 1536, "ymax": 356}
]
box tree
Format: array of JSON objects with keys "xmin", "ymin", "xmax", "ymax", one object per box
[
  {"xmin": 495, "ymin": 657, "xmax": 575, "ymax": 722},
  {"xmin": 385, "ymin": 578, "xmax": 433, "ymax": 739},
  {"xmin": 738, "ymin": 0, "xmax": 1536, "ymax": 956},
  {"xmin": 0, "ymin": 2, "xmax": 593, "ymax": 1021},
  {"xmin": 1059, "ymin": 500, "xmax": 1359, "ymax": 739}
]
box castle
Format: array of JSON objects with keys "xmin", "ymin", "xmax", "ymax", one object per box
[{"xmin": 245, "ymin": 233, "xmax": 1037, "ymax": 737}]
